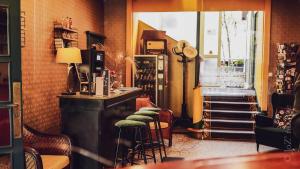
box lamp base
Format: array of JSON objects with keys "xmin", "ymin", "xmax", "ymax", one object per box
[{"xmin": 61, "ymin": 91, "xmax": 76, "ymax": 95}]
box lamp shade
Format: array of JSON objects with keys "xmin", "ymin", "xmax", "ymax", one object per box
[{"xmin": 56, "ymin": 47, "xmax": 82, "ymax": 64}]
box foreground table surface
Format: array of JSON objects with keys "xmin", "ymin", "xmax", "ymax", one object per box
[{"xmin": 124, "ymin": 152, "xmax": 300, "ymax": 169}]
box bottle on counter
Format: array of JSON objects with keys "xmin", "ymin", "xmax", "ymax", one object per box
[{"xmin": 69, "ymin": 18, "xmax": 73, "ymax": 29}]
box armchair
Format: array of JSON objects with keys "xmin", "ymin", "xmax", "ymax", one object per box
[
  {"xmin": 291, "ymin": 113, "xmax": 300, "ymax": 150},
  {"xmin": 23, "ymin": 125, "xmax": 72, "ymax": 169},
  {"xmin": 255, "ymin": 93, "xmax": 296, "ymax": 151}
]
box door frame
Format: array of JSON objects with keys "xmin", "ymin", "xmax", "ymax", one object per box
[{"xmin": 0, "ymin": 0, "xmax": 23, "ymax": 168}]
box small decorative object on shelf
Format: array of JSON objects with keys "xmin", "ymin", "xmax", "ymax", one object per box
[
  {"xmin": 53, "ymin": 18, "xmax": 78, "ymax": 50},
  {"xmin": 276, "ymin": 43, "xmax": 299, "ymax": 94}
]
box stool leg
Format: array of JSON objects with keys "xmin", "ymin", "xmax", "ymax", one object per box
[
  {"xmin": 138, "ymin": 127, "xmax": 147, "ymax": 164},
  {"xmin": 114, "ymin": 128, "xmax": 122, "ymax": 168},
  {"xmin": 157, "ymin": 118, "xmax": 167, "ymax": 158},
  {"xmin": 154, "ymin": 119, "xmax": 163, "ymax": 161},
  {"xmin": 130, "ymin": 127, "xmax": 137, "ymax": 165},
  {"xmin": 147, "ymin": 123, "xmax": 156, "ymax": 163}
]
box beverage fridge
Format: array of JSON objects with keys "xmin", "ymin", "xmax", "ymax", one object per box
[{"xmin": 133, "ymin": 54, "xmax": 169, "ymax": 108}]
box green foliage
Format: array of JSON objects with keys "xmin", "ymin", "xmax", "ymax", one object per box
[{"xmin": 234, "ymin": 59, "xmax": 244, "ymax": 66}]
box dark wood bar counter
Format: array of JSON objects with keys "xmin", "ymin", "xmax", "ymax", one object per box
[{"xmin": 58, "ymin": 88, "xmax": 142, "ymax": 169}]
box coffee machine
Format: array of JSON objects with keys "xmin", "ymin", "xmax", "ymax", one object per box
[{"xmin": 76, "ymin": 48, "xmax": 105, "ymax": 95}]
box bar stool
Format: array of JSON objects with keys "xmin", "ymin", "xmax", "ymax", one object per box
[
  {"xmin": 126, "ymin": 115, "xmax": 156, "ymax": 163},
  {"xmin": 134, "ymin": 110, "xmax": 167, "ymax": 161},
  {"xmin": 140, "ymin": 107, "xmax": 161, "ymax": 112},
  {"xmin": 114, "ymin": 120, "xmax": 147, "ymax": 168}
]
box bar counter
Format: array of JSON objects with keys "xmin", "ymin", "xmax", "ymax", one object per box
[{"xmin": 58, "ymin": 88, "xmax": 142, "ymax": 169}]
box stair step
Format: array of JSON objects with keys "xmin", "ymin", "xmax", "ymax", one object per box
[
  {"xmin": 209, "ymin": 127, "xmax": 254, "ymax": 131},
  {"xmin": 207, "ymin": 111, "xmax": 255, "ymax": 120},
  {"xmin": 204, "ymin": 101, "xmax": 258, "ymax": 105},
  {"xmin": 204, "ymin": 119, "xmax": 255, "ymax": 123},
  {"xmin": 205, "ymin": 96, "xmax": 256, "ymax": 102},
  {"xmin": 204, "ymin": 119, "xmax": 254, "ymax": 130},
  {"xmin": 204, "ymin": 129, "xmax": 255, "ymax": 134},
  {"xmin": 204, "ymin": 129, "xmax": 255, "ymax": 140},
  {"xmin": 204, "ymin": 109, "xmax": 259, "ymax": 114}
]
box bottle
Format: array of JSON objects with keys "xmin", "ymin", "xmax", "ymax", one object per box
[
  {"xmin": 69, "ymin": 18, "xmax": 73, "ymax": 29},
  {"xmin": 65, "ymin": 17, "xmax": 69, "ymax": 28}
]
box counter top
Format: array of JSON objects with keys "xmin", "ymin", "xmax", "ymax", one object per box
[{"xmin": 58, "ymin": 87, "xmax": 142, "ymax": 100}]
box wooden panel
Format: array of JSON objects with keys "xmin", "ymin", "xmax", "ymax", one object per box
[
  {"xmin": 12, "ymin": 82, "xmax": 21, "ymax": 138},
  {"xmin": 254, "ymin": 12, "xmax": 264, "ymax": 110},
  {"xmin": 123, "ymin": 152, "xmax": 300, "ymax": 169},
  {"xmin": 0, "ymin": 63, "xmax": 9, "ymax": 102},
  {"xmin": 0, "ymin": 108, "xmax": 10, "ymax": 147},
  {"xmin": 126, "ymin": 0, "xmax": 133, "ymax": 87},
  {"xmin": 261, "ymin": 0, "xmax": 271, "ymax": 111},
  {"xmin": 132, "ymin": 0, "xmax": 201, "ymax": 12},
  {"xmin": 132, "ymin": 0, "xmax": 265, "ymax": 12},
  {"xmin": 0, "ymin": 6, "xmax": 9, "ymax": 56},
  {"xmin": 203, "ymin": 0, "xmax": 265, "ymax": 11}
]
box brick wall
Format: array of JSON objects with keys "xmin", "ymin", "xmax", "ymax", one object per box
[
  {"xmin": 104, "ymin": 0, "xmax": 127, "ymax": 83},
  {"xmin": 268, "ymin": 0, "xmax": 300, "ymax": 113},
  {"xmin": 21, "ymin": 0, "xmax": 104, "ymax": 132}
]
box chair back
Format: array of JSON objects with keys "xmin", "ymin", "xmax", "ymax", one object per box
[
  {"xmin": 271, "ymin": 93, "xmax": 294, "ymax": 118},
  {"xmin": 136, "ymin": 97, "xmax": 155, "ymax": 111}
]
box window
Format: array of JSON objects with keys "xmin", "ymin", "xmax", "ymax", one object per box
[
  {"xmin": 134, "ymin": 12, "xmax": 197, "ymax": 47},
  {"xmin": 203, "ymin": 12, "xmax": 220, "ymax": 55}
]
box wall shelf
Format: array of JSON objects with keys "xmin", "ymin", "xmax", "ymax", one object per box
[
  {"xmin": 54, "ymin": 25, "xmax": 78, "ymax": 33},
  {"xmin": 54, "ymin": 22, "xmax": 78, "ymax": 50}
]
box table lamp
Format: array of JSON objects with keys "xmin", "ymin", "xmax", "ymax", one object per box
[{"xmin": 56, "ymin": 47, "xmax": 82, "ymax": 95}]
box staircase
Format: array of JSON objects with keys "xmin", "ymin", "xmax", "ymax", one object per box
[{"xmin": 203, "ymin": 95, "xmax": 259, "ymax": 141}]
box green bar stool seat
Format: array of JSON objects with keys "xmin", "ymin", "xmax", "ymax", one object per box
[
  {"xmin": 126, "ymin": 115, "xmax": 156, "ymax": 163},
  {"xmin": 114, "ymin": 120, "xmax": 147, "ymax": 167},
  {"xmin": 115, "ymin": 119, "xmax": 146, "ymax": 128},
  {"xmin": 126, "ymin": 115, "xmax": 153, "ymax": 122},
  {"xmin": 134, "ymin": 110, "xmax": 167, "ymax": 161},
  {"xmin": 139, "ymin": 107, "xmax": 161, "ymax": 112},
  {"xmin": 134, "ymin": 110, "xmax": 159, "ymax": 117}
]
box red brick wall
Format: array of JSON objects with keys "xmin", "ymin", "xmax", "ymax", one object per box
[
  {"xmin": 104, "ymin": 0, "xmax": 127, "ymax": 83},
  {"xmin": 268, "ymin": 0, "xmax": 300, "ymax": 113},
  {"xmin": 21, "ymin": 0, "xmax": 104, "ymax": 132}
]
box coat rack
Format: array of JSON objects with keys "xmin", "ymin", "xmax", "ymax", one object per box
[{"xmin": 172, "ymin": 40, "xmax": 198, "ymax": 127}]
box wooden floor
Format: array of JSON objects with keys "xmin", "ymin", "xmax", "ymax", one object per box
[
  {"xmin": 130, "ymin": 134, "xmax": 276, "ymax": 165},
  {"xmin": 164, "ymin": 134, "xmax": 276, "ymax": 160}
]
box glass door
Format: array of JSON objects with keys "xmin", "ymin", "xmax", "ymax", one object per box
[
  {"xmin": 0, "ymin": 0, "xmax": 23, "ymax": 168},
  {"xmin": 199, "ymin": 12, "xmax": 222, "ymax": 87},
  {"xmin": 199, "ymin": 11, "xmax": 262, "ymax": 89}
]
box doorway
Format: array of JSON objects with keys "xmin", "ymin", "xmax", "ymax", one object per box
[
  {"xmin": 0, "ymin": 0, "xmax": 23, "ymax": 168},
  {"xmin": 200, "ymin": 11, "xmax": 263, "ymax": 89}
]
